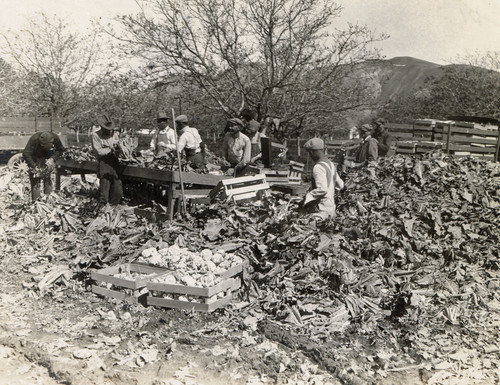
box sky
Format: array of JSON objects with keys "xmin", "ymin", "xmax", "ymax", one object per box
[{"xmin": 0, "ymin": 0, "xmax": 499, "ymax": 65}]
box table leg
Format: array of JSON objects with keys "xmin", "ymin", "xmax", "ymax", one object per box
[
  {"xmin": 167, "ymin": 183, "xmax": 176, "ymax": 220},
  {"xmin": 55, "ymin": 168, "xmax": 61, "ymax": 191}
]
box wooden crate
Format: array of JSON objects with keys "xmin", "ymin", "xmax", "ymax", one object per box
[
  {"xmin": 209, "ymin": 174, "xmax": 270, "ymax": 203},
  {"xmin": 91, "ymin": 263, "xmax": 168, "ymax": 304},
  {"xmin": 288, "ymin": 161, "xmax": 305, "ymax": 184},
  {"xmin": 146, "ymin": 262, "xmax": 246, "ymax": 312},
  {"xmin": 260, "ymin": 168, "xmax": 289, "ymax": 185}
]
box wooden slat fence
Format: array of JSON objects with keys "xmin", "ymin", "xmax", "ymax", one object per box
[{"xmin": 0, "ymin": 117, "xmax": 62, "ymax": 134}]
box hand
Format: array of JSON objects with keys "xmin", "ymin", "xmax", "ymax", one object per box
[{"xmin": 45, "ymin": 158, "xmax": 55, "ymax": 170}]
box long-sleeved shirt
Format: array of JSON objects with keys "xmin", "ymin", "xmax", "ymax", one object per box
[
  {"xmin": 307, "ymin": 159, "xmax": 344, "ymax": 219},
  {"xmin": 150, "ymin": 127, "xmax": 176, "ymax": 154},
  {"xmin": 177, "ymin": 126, "xmax": 203, "ymax": 154},
  {"xmin": 223, "ymin": 132, "xmax": 251, "ymax": 166},
  {"xmin": 375, "ymin": 130, "xmax": 393, "ymax": 157},
  {"xmin": 22, "ymin": 132, "xmax": 65, "ymax": 169},
  {"xmin": 355, "ymin": 136, "xmax": 378, "ymax": 163},
  {"xmin": 92, "ymin": 128, "xmax": 120, "ymax": 158}
]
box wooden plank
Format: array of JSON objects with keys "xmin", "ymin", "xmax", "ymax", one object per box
[
  {"xmin": 412, "ymin": 126, "xmax": 434, "ymax": 132},
  {"xmin": 91, "ymin": 285, "xmax": 141, "ymax": 304},
  {"xmin": 217, "ymin": 262, "xmax": 245, "ymax": 279},
  {"xmin": 91, "ymin": 263, "xmax": 168, "ymax": 290},
  {"xmin": 449, "ymin": 145, "xmax": 496, "ymax": 154},
  {"xmin": 232, "ymin": 192, "xmax": 259, "ymax": 202},
  {"xmin": 147, "ymin": 277, "xmax": 235, "ymax": 297},
  {"xmin": 173, "ymin": 189, "xmax": 211, "ymax": 198},
  {"xmin": 220, "ymin": 174, "xmax": 266, "ymax": 186},
  {"xmin": 147, "ymin": 293, "xmax": 233, "ymax": 312},
  {"xmin": 224, "ymin": 182, "xmax": 270, "ymax": 198},
  {"xmin": 390, "ymin": 132, "xmax": 413, "ymax": 139},
  {"xmin": 56, "ymin": 159, "xmax": 228, "ymax": 186},
  {"xmin": 449, "ymin": 137, "xmax": 497, "ymax": 145},
  {"xmin": 451, "ymin": 127, "xmax": 499, "ymax": 137},
  {"xmin": 395, "ymin": 148, "xmax": 415, "ymax": 154}
]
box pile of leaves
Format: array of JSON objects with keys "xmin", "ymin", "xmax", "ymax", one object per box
[
  {"xmin": 62, "ymin": 144, "xmax": 227, "ymax": 174},
  {"xmin": 1, "ymin": 150, "xmax": 499, "ymax": 383}
]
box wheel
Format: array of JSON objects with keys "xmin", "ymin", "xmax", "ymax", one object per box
[{"xmin": 7, "ymin": 153, "xmax": 27, "ymax": 171}]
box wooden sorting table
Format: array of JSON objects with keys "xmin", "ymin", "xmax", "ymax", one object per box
[{"xmin": 55, "ymin": 159, "xmax": 227, "ymax": 219}]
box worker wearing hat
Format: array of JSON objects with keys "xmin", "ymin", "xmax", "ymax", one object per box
[
  {"xmin": 303, "ymin": 138, "xmax": 344, "ymax": 219},
  {"xmin": 22, "ymin": 131, "xmax": 65, "ymax": 202},
  {"xmin": 174, "ymin": 114, "xmax": 205, "ymax": 169},
  {"xmin": 150, "ymin": 111, "xmax": 176, "ymax": 156},
  {"xmin": 354, "ymin": 124, "xmax": 378, "ymax": 163},
  {"xmin": 91, "ymin": 113, "xmax": 123, "ymax": 206},
  {"xmin": 222, "ymin": 117, "xmax": 251, "ymax": 177},
  {"xmin": 372, "ymin": 118, "xmax": 394, "ymax": 157}
]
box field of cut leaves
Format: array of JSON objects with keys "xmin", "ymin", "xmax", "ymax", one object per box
[{"xmin": 0, "ymin": 151, "xmax": 499, "ymax": 385}]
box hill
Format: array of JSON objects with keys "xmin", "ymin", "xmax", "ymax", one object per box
[{"xmin": 377, "ymin": 56, "xmax": 444, "ymax": 101}]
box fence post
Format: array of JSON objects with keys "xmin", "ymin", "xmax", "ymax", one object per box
[
  {"xmin": 445, "ymin": 122, "xmax": 452, "ymax": 154},
  {"xmin": 297, "ymin": 137, "xmax": 300, "ymax": 157},
  {"xmin": 494, "ymin": 125, "xmax": 500, "ymax": 162}
]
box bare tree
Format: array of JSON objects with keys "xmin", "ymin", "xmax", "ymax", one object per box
[
  {"xmin": 1, "ymin": 13, "xmax": 106, "ymax": 124},
  {"xmin": 113, "ymin": 0, "xmax": 386, "ymax": 136}
]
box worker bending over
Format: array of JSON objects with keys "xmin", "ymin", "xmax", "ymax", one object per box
[
  {"xmin": 303, "ymin": 138, "xmax": 344, "ymax": 219},
  {"xmin": 22, "ymin": 131, "xmax": 65, "ymax": 202},
  {"xmin": 92, "ymin": 113, "xmax": 123, "ymax": 206}
]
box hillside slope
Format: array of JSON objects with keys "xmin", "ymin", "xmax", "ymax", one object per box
[{"xmin": 377, "ymin": 56, "xmax": 444, "ymax": 101}]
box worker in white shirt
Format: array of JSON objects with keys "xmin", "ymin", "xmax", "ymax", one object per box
[
  {"xmin": 303, "ymin": 138, "xmax": 344, "ymax": 219},
  {"xmin": 174, "ymin": 114, "xmax": 205, "ymax": 169},
  {"xmin": 150, "ymin": 111, "xmax": 176, "ymax": 156}
]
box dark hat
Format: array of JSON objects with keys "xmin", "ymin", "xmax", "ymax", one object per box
[
  {"xmin": 228, "ymin": 117, "xmax": 244, "ymax": 127},
  {"xmin": 97, "ymin": 113, "xmax": 117, "ymax": 131},
  {"xmin": 39, "ymin": 131, "xmax": 54, "ymax": 147},
  {"xmin": 157, "ymin": 111, "xmax": 169, "ymax": 122},
  {"xmin": 174, "ymin": 114, "xmax": 188, "ymax": 123},
  {"xmin": 360, "ymin": 124, "xmax": 373, "ymax": 132},
  {"xmin": 374, "ymin": 118, "xmax": 386, "ymax": 126},
  {"xmin": 304, "ymin": 138, "xmax": 324, "ymax": 150}
]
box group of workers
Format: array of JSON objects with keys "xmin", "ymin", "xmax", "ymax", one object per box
[{"xmin": 21, "ymin": 111, "xmax": 392, "ymax": 220}]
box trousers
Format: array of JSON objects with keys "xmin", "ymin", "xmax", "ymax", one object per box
[{"xmin": 29, "ymin": 172, "xmax": 53, "ymax": 202}]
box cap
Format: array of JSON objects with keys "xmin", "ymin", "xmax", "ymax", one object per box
[
  {"xmin": 96, "ymin": 113, "xmax": 117, "ymax": 131},
  {"xmin": 304, "ymin": 138, "xmax": 324, "ymax": 150},
  {"xmin": 39, "ymin": 131, "xmax": 54, "ymax": 147},
  {"xmin": 174, "ymin": 114, "xmax": 188, "ymax": 123},
  {"xmin": 360, "ymin": 124, "xmax": 373, "ymax": 132},
  {"xmin": 374, "ymin": 118, "xmax": 386, "ymax": 126},
  {"xmin": 157, "ymin": 111, "xmax": 169, "ymax": 122},
  {"xmin": 228, "ymin": 117, "xmax": 244, "ymax": 127}
]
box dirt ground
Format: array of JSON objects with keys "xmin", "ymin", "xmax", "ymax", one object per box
[
  {"xmin": 0, "ymin": 241, "xmax": 343, "ymax": 385},
  {"xmin": 0, "ymin": 231, "xmax": 432, "ymax": 385}
]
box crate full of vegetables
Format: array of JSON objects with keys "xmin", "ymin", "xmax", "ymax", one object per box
[
  {"xmin": 91, "ymin": 263, "xmax": 169, "ymax": 304},
  {"xmin": 138, "ymin": 244, "xmax": 246, "ymax": 312}
]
